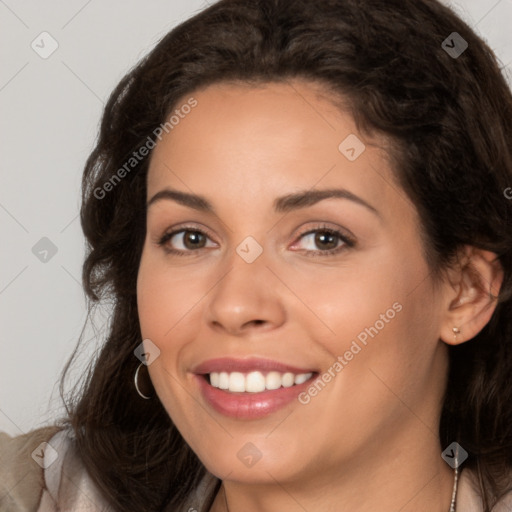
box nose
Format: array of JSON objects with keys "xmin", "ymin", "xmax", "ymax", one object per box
[{"xmin": 205, "ymin": 249, "xmax": 287, "ymax": 337}]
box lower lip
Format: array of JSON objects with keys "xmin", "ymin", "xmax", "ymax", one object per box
[{"xmin": 194, "ymin": 374, "xmax": 316, "ymax": 419}]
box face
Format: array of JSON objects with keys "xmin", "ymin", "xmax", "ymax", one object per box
[{"xmin": 137, "ymin": 80, "xmax": 450, "ymax": 486}]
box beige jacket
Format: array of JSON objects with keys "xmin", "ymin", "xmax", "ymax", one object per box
[
  {"xmin": 0, "ymin": 426, "xmax": 112, "ymax": 512},
  {"xmin": 1, "ymin": 426, "xmax": 511, "ymax": 512}
]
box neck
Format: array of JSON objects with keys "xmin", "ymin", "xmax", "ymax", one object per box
[{"xmin": 210, "ymin": 431, "xmax": 455, "ymax": 512}]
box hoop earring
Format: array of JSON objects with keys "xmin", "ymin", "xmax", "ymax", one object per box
[{"xmin": 134, "ymin": 362, "xmax": 153, "ymax": 400}]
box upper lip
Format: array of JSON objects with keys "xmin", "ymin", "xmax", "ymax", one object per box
[{"xmin": 191, "ymin": 357, "xmax": 317, "ymax": 375}]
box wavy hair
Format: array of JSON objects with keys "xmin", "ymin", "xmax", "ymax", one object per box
[{"xmin": 57, "ymin": 0, "xmax": 512, "ymax": 510}]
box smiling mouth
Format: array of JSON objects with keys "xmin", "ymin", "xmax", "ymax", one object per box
[
  {"xmin": 192, "ymin": 357, "xmax": 319, "ymax": 419},
  {"xmin": 203, "ymin": 370, "xmax": 316, "ymax": 393},
  {"xmin": 195, "ymin": 370, "xmax": 319, "ymax": 420}
]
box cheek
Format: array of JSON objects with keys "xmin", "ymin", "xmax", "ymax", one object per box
[
  {"xmin": 136, "ymin": 251, "xmax": 198, "ymax": 428},
  {"xmin": 136, "ymin": 250, "xmax": 192, "ymax": 412},
  {"xmin": 136, "ymin": 248, "xmax": 207, "ymax": 344},
  {"xmin": 310, "ymin": 256, "xmax": 441, "ymax": 433},
  {"xmin": 285, "ymin": 247, "xmax": 417, "ymax": 347},
  {"xmin": 302, "ymin": 242, "xmax": 439, "ymax": 395},
  {"xmin": 136, "ymin": 248, "xmax": 214, "ymax": 414}
]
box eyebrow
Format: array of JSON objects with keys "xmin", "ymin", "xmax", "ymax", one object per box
[{"xmin": 147, "ymin": 187, "xmax": 379, "ymax": 216}]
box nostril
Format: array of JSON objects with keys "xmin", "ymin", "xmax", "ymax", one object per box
[{"xmin": 240, "ymin": 319, "xmax": 267, "ymax": 330}]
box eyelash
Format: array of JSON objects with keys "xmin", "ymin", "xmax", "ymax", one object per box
[{"xmin": 156, "ymin": 224, "xmax": 355, "ymax": 257}]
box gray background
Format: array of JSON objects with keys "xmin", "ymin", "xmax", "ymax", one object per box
[{"xmin": 1, "ymin": 0, "xmax": 511, "ymax": 436}]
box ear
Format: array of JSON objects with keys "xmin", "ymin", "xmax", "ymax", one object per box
[{"xmin": 440, "ymin": 247, "xmax": 504, "ymax": 346}]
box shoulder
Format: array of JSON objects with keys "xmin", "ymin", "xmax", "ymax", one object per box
[
  {"xmin": 0, "ymin": 425, "xmax": 62, "ymax": 511},
  {"xmin": 0, "ymin": 425, "xmax": 111, "ymax": 511},
  {"xmin": 457, "ymin": 467, "xmax": 512, "ymax": 512}
]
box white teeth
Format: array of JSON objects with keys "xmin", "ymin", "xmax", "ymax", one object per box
[
  {"xmin": 229, "ymin": 372, "xmax": 246, "ymax": 392},
  {"xmin": 208, "ymin": 371, "xmax": 313, "ymax": 392},
  {"xmin": 210, "ymin": 372, "xmax": 220, "ymax": 387},
  {"xmin": 282, "ymin": 372, "xmax": 295, "ymax": 387},
  {"xmin": 218, "ymin": 372, "xmax": 229, "ymax": 390},
  {"xmin": 294, "ymin": 373, "xmax": 310, "ymax": 385},
  {"xmin": 246, "ymin": 371, "xmax": 266, "ymax": 392},
  {"xmin": 265, "ymin": 371, "xmax": 282, "ymax": 390}
]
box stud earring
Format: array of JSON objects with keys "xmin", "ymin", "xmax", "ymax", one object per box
[{"xmin": 452, "ymin": 326, "xmax": 461, "ymax": 342}]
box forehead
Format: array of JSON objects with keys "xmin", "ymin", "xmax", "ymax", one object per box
[
  {"xmin": 146, "ymin": 80, "xmax": 410, "ymax": 219},
  {"xmin": 151, "ymin": 80, "xmax": 344, "ymax": 159}
]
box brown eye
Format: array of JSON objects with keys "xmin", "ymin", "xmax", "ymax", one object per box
[
  {"xmin": 297, "ymin": 229, "xmax": 344, "ymax": 251},
  {"xmin": 312, "ymin": 231, "xmax": 339, "ymax": 251},
  {"xmin": 179, "ymin": 231, "xmax": 207, "ymax": 250},
  {"xmin": 292, "ymin": 225, "xmax": 355, "ymax": 257},
  {"xmin": 158, "ymin": 228, "xmax": 216, "ymax": 255}
]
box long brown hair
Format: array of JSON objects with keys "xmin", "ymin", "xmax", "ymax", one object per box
[{"xmin": 56, "ymin": 0, "xmax": 512, "ymax": 510}]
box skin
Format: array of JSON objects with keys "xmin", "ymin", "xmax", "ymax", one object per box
[{"xmin": 136, "ymin": 80, "xmax": 503, "ymax": 512}]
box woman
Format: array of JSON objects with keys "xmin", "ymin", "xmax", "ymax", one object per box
[{"xmin": 1, "ymin": 0, "xmax": 511, "ymax": 510}]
